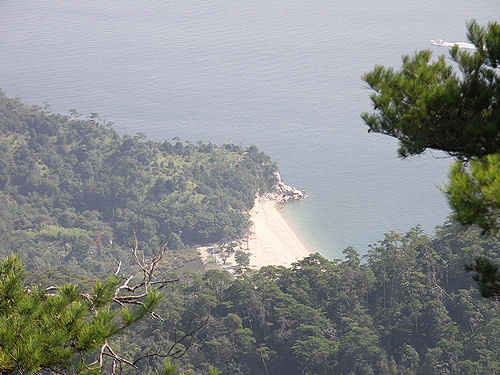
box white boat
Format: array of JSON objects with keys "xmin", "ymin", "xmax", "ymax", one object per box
[{"xmin": 430, "ymin": 39, "xmax": 447, "ymax": 46}]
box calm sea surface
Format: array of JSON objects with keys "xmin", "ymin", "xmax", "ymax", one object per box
[{"xmin": 1, "ymin": 1, "xmax": 498, "ymax": 258}]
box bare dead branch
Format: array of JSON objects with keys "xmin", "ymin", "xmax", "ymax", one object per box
[
  {"xmin": 102, "ymin": 343, "xmax": 137, "ymax": 369},
  {"xmin": 89, "ymin": 222, "xmax": 209, "ymax": 372},
  {"xmin": 114, "ymin": 261, "xmax": 122, "ymax": 276}
]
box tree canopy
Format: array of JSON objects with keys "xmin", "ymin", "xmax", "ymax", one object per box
[
  {"xmin": 108, "ymin": 223, "xmax": 499, "ymax": 374},
  {"xmin": 0, "ymin": 90, "xmax": 278, "ymax": 278},
  {"xmin": 361, "ymin": 20, "xmax": 500, "ymax": 297},
  {"xmin": 2, "ymin": 222, "xmax": 499, "ymax": 374}
]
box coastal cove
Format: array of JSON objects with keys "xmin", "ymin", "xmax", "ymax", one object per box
[
  {"xmin": 198, "ymin": 185, "xmax": 312, "ymax": 271},
  {"xmin": 2, "ymin": 0, "xmax": 499, "ymax": 257}
]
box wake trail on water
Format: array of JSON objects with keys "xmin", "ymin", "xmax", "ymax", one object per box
[{"xmin": 430, "ymin": 39, "xmax": 476, "ymax": 49}]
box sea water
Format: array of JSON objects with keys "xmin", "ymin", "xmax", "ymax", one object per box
[{"xmin": 1, "ymin": 0, "xmax": 498, "ymax": 258}]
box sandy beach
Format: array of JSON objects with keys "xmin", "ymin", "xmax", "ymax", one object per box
[
  {"xmin": 246, "ymin": 196, "xmax": 311, "ymax": 268},
  {"xmin": 198, "ymin": 195, "xmax": 312, "ymax": 270}
]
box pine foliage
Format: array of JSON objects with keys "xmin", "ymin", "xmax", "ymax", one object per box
[
  {"xmin": 0, "ymin": 254, "xmax": 160, "ymax": 374},
  {"xmin": 362, "ymin": 20, "xmax": 500, "ymax": 297}
]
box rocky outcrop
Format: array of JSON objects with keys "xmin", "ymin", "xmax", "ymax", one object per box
[{"xmin": 268, "ymin": 172, "xmax": 308, "ymax": 204}]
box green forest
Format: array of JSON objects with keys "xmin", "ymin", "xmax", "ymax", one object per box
[
  {"xmin": 0, "ymin": 89, "xmax": 277, "ymax": 278},
  {"xmin": 113, "ymin": 223, "xmax": 499, "ymax": 374},
  {"xmin": 1, "ymin": 20, "xmax": 500, "ymax": 375}
]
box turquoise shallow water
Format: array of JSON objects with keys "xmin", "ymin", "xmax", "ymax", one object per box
[{"xmin": 1, "ymin": 0, "xmax": 498, "ymax": 258}]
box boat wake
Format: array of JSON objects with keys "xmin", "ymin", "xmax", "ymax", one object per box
[{"xmin": 430, "ymin": 39, "xmax": 476, "ymax": 49}]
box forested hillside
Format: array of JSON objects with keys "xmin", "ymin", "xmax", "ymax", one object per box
[
  {"xmin": 0, "ymin": 90, "xmax": 277, "ymax": 276},
  {"xmin": 121, "ymin": 224, "xmax": 499, "ymax": 374}
]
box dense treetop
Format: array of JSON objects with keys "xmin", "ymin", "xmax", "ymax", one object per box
[
  {"xmin": 2, "ymin": 222, "xmax": 499, "ymax": 374},
  {"xmin": 113, "ymin": 223, "xmax": 500, "ymax": 374}
]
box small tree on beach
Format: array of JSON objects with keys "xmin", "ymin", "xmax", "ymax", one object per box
[
  {"xmin": 235, "ymin": 250, "xmax": 250, "ymax": 268},
  {"xmin": 224, "ymin": 242, "xmax": 238, "ymax": 255}
]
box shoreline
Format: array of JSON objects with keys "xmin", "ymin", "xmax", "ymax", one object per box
[
  {"xmin": 246, "ymin": 195, "xmax": 312, "ymax": 268},
  {"xmin": 198, "ymin": 194, "xmax": 312, "ymax": 271}
]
